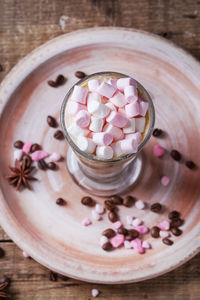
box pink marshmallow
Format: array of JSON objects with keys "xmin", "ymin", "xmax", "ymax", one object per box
[
  {"xmin": 119, "ymin": 138, "xmax": 138, "ymax": 154},
  {"xmin": 93, "ymin": 132, "xmax": 113, "ymax": 146},
  {"xmin": 125, "ymin": 132, "xmax": 142, "ymax": 144},
  {"xmin": 117, "ymin": 108, "xmax": 127, "ymax": 116},
  {"xmin": 139, "ymin": 100, "xmax": 149, "ymax": 116},
  {"xmin": 67, "ymin": 102, "xmax": 86, "ymax": 115},
  {"xmin": 108, "ymin": 79, "xmax": 117, "ymax": 89},
  {"xmin": 106, "ymin": 111, "xmax": 128, "ymax": 128},
  {"xmin": 103, "ymin": 123, "xmax": 123, "ymax": 141},
  {"xmin": 109, "ymin": 91, "xmax": 126, "ymax": 108},
  {"xmin": 159, "ymin": 220, "xmax": 170, "ymax": 231},
  {"xmin": 110, "ymin": 234, "xmax": 125, "ymax": 248},
  {"xmin": 125, "ymin": 101, "xmax": 140, "ymax": 118},
  {"xmin": 131, "ymin": 238, "xmax": 144, "ymax": 254},
  {"xmin": 124, "ymin": 85, "xmax": 138, "ymax": 103},
  {"xmin": 71, "ymin": 85, "xmax": 88, "ymax": 104},
  {"xmin": 22, "ymin": 142, "xmax": 32, "ymax": 154},
  {"xmin": 136, "ymin": 225, "xmax": 149, "ymax": 235},
  {"xmin": 22, "ymin": 251, "xmax": 30, "ymax": 258},
  {"xmin": 161, "ymin": 176, "xmax": 170, "ymax": 186},
  {"xmin": 75, "ymin": 110, "xmax": 90, "ymax": 128},
  {"xmin": 48, "ymin": 152, "xmax": 62, "ymax": 162},
  {"xmin": 153, "ymin": 145, "xmax": 165, "ymax": 157},
  {"xmin": 31, "ymin": 150, "xmax": 49, "ymax": 161},
  {"xmin": 142, "ymin": 241, "xmax": 151, "ymax": 249},
  {"xmin": 82, "ymin": 218, "xmax": 92, "ymax": 226},
  {"xmin": 88, "ymin": 79, "xmax": 100, "ymax": 92},
  {"xmin": 113, "ymin": 221, "xmax": 122, "ymax": 230},
  {"xmin": 96, "ymin": 82, "xmax": 116, "ymax": 98},
  {"xmin": 117, "ymin": 77, "xmax": 137, "ymax": 92}
]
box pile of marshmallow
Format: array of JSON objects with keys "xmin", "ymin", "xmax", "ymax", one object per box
[{"xmin": 66, "ymin": 77, "xmax": 149, "ymax": 159}]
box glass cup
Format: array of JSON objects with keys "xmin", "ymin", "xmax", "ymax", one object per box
[{"xmin": 60, "ymin": 72, "xmax": 155, "ymax": 197}]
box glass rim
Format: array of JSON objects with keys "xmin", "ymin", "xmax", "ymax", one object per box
[{"xmin": 60, "ymin": 71, "xmax": 155, "ymax": 163}]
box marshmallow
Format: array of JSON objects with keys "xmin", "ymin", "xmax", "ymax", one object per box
[
  {"xmin": 48, "ymin": 152, "xmax": 62, "ymax": 162},
  {"xmin": 125, "ymin": 101, "xmax": 140, "ymax": 117},
  {"xmin": 108, "ymin": 78, "xmax": 117, "ymax": 89},
  {"xmin": 22, "ymin": 142, "xmax": 32, "ymax": 154},
  {"xmin": 135, "ymin": 117, "xmax": 146, "ymax": 132},
  {"xmin": 95, "ymin": 204, "xmax": 104, "ymax": 214},
  {"xmin": 92, "ymin": 210, "xmax": 102, "ymax": 221},
  {"xmin": 88, "ymin": 79, "xmax": 100, "ymax": 92},
  {"xmin": 105, "ymin": 102, "xmax": 117, "ymax": 111},
  {"xmin": 31, "ymin": 150, "xmax": 49, "ymax": 161},
  {"xmin": 87, "ymin": 92, "xmax": 102, "ymax": 104},
  {"xmin": 125, "ymin": 132, "xmax": 142, "ymax": 144},
  {"xmin": 88, "ymin": 100, "xmax": 110, "ymax": 118},
  {"xmin": 109, "ymin": 91, "xmax": 126, "ymax": 108},
  {"xmin": 91, "ymin": 289, "xmax": 100, "ymax": 298},
  {"xmin": 117, "ymin": 108, "xmax": 126, "ymax": 116},
  {"xmin": 131, "ymin": 238, "xmax": 144, "ymax": 254},
  {"xmin": 126, "ymin": 215, "xmax": 133, "ymax": 225},
  {"xmin": 67, "ymin": 102, "xmax": 86, "ymax": 115},
  {"xmin": 89, "ymin": 116, "xmax": 104, "ymax": 132},
  {"xmin": 96, "ymin": 146, "xmax": 113, "ymax": 159},
  {"xmin": 93, "ymin": 132, "xmax": 113, "ymax": 146},
  {"xmin": 119, "ymin": 138, "xmax": 138, "ymax": 154},
  {"xmin": 111, "ymin": 141, "xmax": 124, "ymax": 157},
  {"xmin": 136, "ymin": 225, "xmax": 149, "ymax": 235},
  {"xmin": 117, "ymin": 77, "xmax": 137, "ymax": 92},
  {"xmin": 159, "ymin": 220, "xmax": 170, "ymax": 231},
  {"xmin": 142, "ymin": 241, "xmax": 151, "ymax": 249},
  {"xmin": 103, "ymin": 123, "xmax": 123, "ymax": 141},
  {"xmin": 135, "ymin": 200, "xmax": 145, "ymax": 210},
  {"xmin": 124, "ymin": 85, "xmax": 138, "ymax": 103},
  {"xmin": 106, "ymin": 111, "xmax": 128, "ymax": 128},
  {"xmin": 67, "ymin": 124, "xmax": 89, "ymax": 138},
  {"xmin": 139, "ymin": 100, "xmax": 149, "ymax": 116},
  {"xmin": 110, "ymin": 234, "xmax": 124, "ymax": 248},
  {"xmin": 132, "ymin": 218, "xmax": 143, "ymax": 227},
  {"xmin": 77, "ymin": 136, "xmax": 96, "ymax": 153},
  {"xmin": 113, "ymin": 221, "xmax": 122, "ymax": 230},
  {"xmin": 124, "ymin": 240, "xmax": 132, "ymax": 249},
  {"xmin": 100, "ymin": 235, "xmax": 108, "ymax": 246},
  {"xmin": 160, "ymin": 231, "xmax": 170, "ymax": 238},
  {"xmin": 96, "ymin": 82, "xmax": 116, "ymax": 98},
  {"xmin": 71, "ymin": 85, "xmax": 88, "ymax": 104},
  {"xmin": 75, "ymin": 110, "xmax": 90, "ymax": 128},
  {"xmin": 123, "ymin": 118, "xmax": 135, "ymax": 134}
]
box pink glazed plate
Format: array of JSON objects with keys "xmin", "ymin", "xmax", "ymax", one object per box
[{"xmin": 0, "ymin": 28, "xmax": 200, "ymax": 284}]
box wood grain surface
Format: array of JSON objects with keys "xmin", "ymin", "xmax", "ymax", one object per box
[{"xmin": 0, "ymin": 0, "xmax": 200, "ymax": 299}]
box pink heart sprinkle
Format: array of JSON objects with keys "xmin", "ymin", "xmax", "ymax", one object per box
[
  {"xmin": 113, "ymin": 221, "xmax": 122, "ymax": 230},
  {"xmin": 159, "ymin": 220, "xmax": 170, "ymax": 231},
  {"xmin": 110, "ymin": 234, "xmax": 125, "ymax": 248},
  {"xmin": 31, "ymin": 150, "xmax": 49, "ymax": 161},
  {"xmin": 153, "ymin": 145, "xmax": 165, "ymax": 157},
  {"xmin": 22, "ymin": 142, "xmax": 32, "ymax": 154},
  {"xmin": 136, "ymin": 225, "xmax": 149, "ymax": 235},
  {"xmin": 161, "ymin": 176, "xmax": 170, "ymax": 186},
  {"xmin": 142, "ymin": 241, "xmax": 151, "ymax": 249},
  {"xmin": 22, "ymin": 251, "xmax": 30, "ymax": 258},
  {"xmin": 131, "ymin": 238, "xmax": 145, "ymax": 254},
  {"xmin": 82, "ymin": 218, "xmax": 92, "ymax": 226}
]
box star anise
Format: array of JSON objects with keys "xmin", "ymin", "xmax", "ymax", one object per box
[
  {"xmin": 0, "ymin": 279, "xmax": 10, "ymax": 298},
  {"xmin": 5, "ymin": 158, "xmax": 37, "ymax": 190}
]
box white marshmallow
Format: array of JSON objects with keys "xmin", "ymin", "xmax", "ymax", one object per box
[
  {"xmin": 95, "ymin": 204, "xmax": 104, "ymax": 214},
  {"xmin": 120, "ymin": 138, "xmax": 138, "ymax": 154},
  {"xmin": 124, "ymin": 240, "xmax": 132, "ymax": 249},
  {"xmin": 132, "ymin": 218, "xmax": 142, "ymax": 227},
  {"xmin": 123, "ymin": 118, "xmax": 135, "ymax": 134},
  {"xmin": 89, "ymin": 116, "xmax": 104, "ymax": 132},
  {"xmin": 99, "ymin": 235, "xmax": 108, "ymax": 246},
  {"xmin": 103, "ymin": 123, "xmax": 123, "ymax": 141},
  {"xmin": 111, "ymin": 141, "xmax": 124, "ymax": 157},
  {"xmin": 125, "ymin": 132, "xmax": 142, "ymax": 144},
  {"xmin": 124, "ymin": 85, "xmax": 138, "ymax": 103},
  {"xmin": 92, "ymin": 210, "xmax": 102, "ymax": 221},
  {"xmin": 135, "ymin": 117, "xmax": 146, "ymax": 132},
  {"xmin": 96, "ymin": 146, "xmax": 113, "ymax": 159},
  {"xmin": 93, "ymin": 132, "xmax": 113, "ymax": 146},
  {"xmin": 117, "ymin": 77, "xmax": 137, "ymax": 91},
  {"xmin": 87, "ymin": 98, "xmax": 110, "ymax": 118},
  {"xmin": 87, "ymin": 92, "xmax": 102, "ymax": 104},
  {"xmin": 109, "ymin": 91, "xmax": 126, "ymax": 108},
  {"xmin": 105, "ymin": 102, "xmax": 117, "ymax": 111},
  {"xmin": 160, "ymin": 231, "xmax": 170, "ymax": 238},
  {"xmin": 67, "ymin": 102, "xmax": 86, "ymax": 115},
  {"xmin": 126, "ymin": 215, "xmax": 133, "ymax": 225},
  {"xmin": 71, "ymin": 85, "xmax": 88, "ymax": 104},
  {"xmin": 67, "ymin": 124, "xmax": 89, "ymax": 138},
  {"xmin": 88, "ymin": 79, "xmax": 100, "ymax": 92},
  {"xmin": 77, "ymin": 136, "xmax": 96, "ymax": 153}
]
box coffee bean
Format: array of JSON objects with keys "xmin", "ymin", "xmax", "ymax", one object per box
[
  {"xmin": 55, "ymin": 74, "xmax": 66, "ymax": 86},
  {"xmin": 125, "ymin": 234, "xmax": 133, "ymax": 241},
  {"xmin": 38, "ymin": 159, "xmax": 48, "ymax": 170},
  {"xmin": 22, "ymin": 154, "xmax": 32, "ymax": 168},
  {"xmin": 0, "ymin": 64, "xmax": 3, "ymax": 72},
  {"xmin": 185, "ymin": 161, "xmax": 196, "ymax": 169},
  {"xmin": 153, "ymin": 128, "xmax": 163, "ymax": 137},
  {"xmin": 102, "ymin": 242, "xmax": 113, "ymax": 251},
  {"xmin": 168, "ymin": 210, "xmax": 180, "ymax": 220},
  {"xmin": 128, "ymin": 229, "xmax": 139, "ymax": 239},
  {"xmin": 48, "ymin": 80, "xmax": 58, "ymax": 87},
  {"xmin": 104, "ymin": 200, "xmax": 117, "ymax": 211},
  {"xmin": 117, "ymin": 227, "xmax": 128, "ymax": 235},
  {"xmin": 150, "ymin": 203, "xmax": 162, "ymax": 213},
  {"xmin": 150, "ymin": 226, "xmax": 160, "ymax": 238},
  {"xmin": 49, "ymin": 271, "xmax": 58, "ymax": 281},
  {"xmin": 47, "ymin": 115, "xmax": 57, "ymax": 128},
  {"xmin": 123, "ymin": 195, "xmax": 135, "ymax": 207},
  {"xmin": 102, "ymin": 228, "xmax": 116, "ymax": 238},
  {"xmin": 170, "ymin": 218, "xmax": 184, "ymax": 228},
  {"xmin": 47, "ymin": 162, "xmax": 57, "ymax": 170},
  {"xmin": 75, "ymin": 71, "xmax": 86, "ymax": 79},
  {"xmin": 60, "ymin": 275, "xmax": 69, "ymax": 281},
  {"xmin": 170, "ymin": 150, "xmax": 182, "ymax": 161},
  {"xmin": 162, "ymin": 238, "xmax": 173, "ymax": 246},
  {"xmin": 110, "ymin": 195, "xmax": 123, "ymax": 205},
  {"xmin": 171, "ymin": 227, "xmax": 182, "ymax": 236},
  {"xmin": 56, "ymin": 198, "xmax": 66, "ymax": 206},
  {"xmin": 30, "ymin": 143, "xmax": 41, "ymax": 153},
  {"xmin": 14, "ymin": 140, "xmax": 24, "ymax": 149},
  {"xmin": 81, "ymin": 196, "xmax": 95, "ymax": 207},
  {"xmin": 0, "ymin": 247, "xmax": 5, "ymax": 258},
  {"xmin": 0, "ymin": 277, "xmax": 10, "ymax": 286},
  {"xmin": 54, "ymin": 130, "xmax": 64, "ymax": 140},
  {"xmin": 108, "ymin": 211, "xmax": 119, "ymax": 223}
]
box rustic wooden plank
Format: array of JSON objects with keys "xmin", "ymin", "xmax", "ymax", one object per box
[{"xmin": 0, "ymin": 242, "xmax": 200, "ymax": 300}]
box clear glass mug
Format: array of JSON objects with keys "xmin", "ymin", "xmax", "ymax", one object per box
[{"xmin": 60, "ymin": 72, "xmax": 155, "ymax": 197}]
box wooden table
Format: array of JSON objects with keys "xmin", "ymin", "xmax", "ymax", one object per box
[{"xmin": 0, "ymin": 0, "xmax": 200, "ymax": 299}]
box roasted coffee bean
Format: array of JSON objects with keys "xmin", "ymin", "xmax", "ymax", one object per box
[
  {"xmin": 108, "ymin": 211, "xmax": 119, "ymax": 223},
  {"xmin": 56, "ymin": 198, "xmax": 66, "ymax": 206},
  {"xmin": 54, "ymin": 130, "xmax": 64, "ymax": 140},
  {"xmin": 30, "ymin": 143, "xmax": 41, "ymax": 153},
  {"xmin": 128, "ymin": 229, "xmax": 139, "ymax": 239},
  {"xmin": 49, "ymin": 271, "xmax": 58, "ymax": 281},
  {"xmin": 162, "ymin": 238, "xmax": 174, "ymax": 246},
  {"xmin": 170, "ymin": 150, "xmax": 182, "ymax": 161},
  {"xmin": 47, "ymin": 115, "xmax": 57, "ymax": 128},
  {"xmin": 14, "ymin": 140, "xmax": 24, "ymax": 149},
  {"xmin": 38, "ymin": 159, "xmax": 48, "ymax": 170},
  {"xmin": 150, "ymin": 202, "xmax": 162, "ymax": 213},
  {"xmin": 170, "ymin": 218, "xmax": 184, "ymax": 228},
  {"xmin": 47, "ymin": 162, "xmax": 57, "ymax": 170},
  {"xmin": 104, "ymin": 200, "xmax": 117, "ymax": 211},
  {"xmin": 152, "ymin": 128, "xmax": 163, "ymax": 137},
  {"xmin": 110, "ymin": 195, "xmax": 123, "ymax": 205},
  {"xmin": 150, "ymin": 226, "xmax": 160, "ymax": 238},
  {"xmin": 185, "ymin": 161, "xmax": 196, "ymax": 169},
  {"xmin": 123, "ymin": 195, "xmax": 135, "ymax": 207},
  {"xmin": 117, "ymin": 227, "xmax": 128, "ymax": 235},
  {"xmin": 168, "ymin": 210, "xmax": 180, "ymax": 220},
  {"xmin": 125, "ymin": 234, "xmax": 133, "ymax": 241},
  {"xmin": 81, "ymin": 196, "xmax": 95, "ymax": 207},
  {"xmin": 102, "ymin": 228, "xmax": 116, "ymax": 238},
  {"xmin": 171, "ymin": 227, "xmax": 182, "ymax": 236},
  {"xmin": 102, "ymin": 242, "xmax": 113, "ymax": 251},
  {"xmin": 55, "ymin": 74, "xmax": 66, "ymax": 86},
  {"xmin": 48, "ymin": 80, "xmax": 57, "ymax": 87},
  {"xmin": 0, "ymin": 247, "xmax": 5, "ymax": 258},
  {"xmin": 22, "ymin": 154, "xmax": 32, "ymax": 168},
  {"xmin": 75, "ymin": 71, "xmax": 86, "ymax": 79},
  {"xmin": 0, "ymin": 64, "xmax": 3, "ymax": 72}
]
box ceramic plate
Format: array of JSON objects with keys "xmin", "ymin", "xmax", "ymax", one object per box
[{"xmin": 0, "ymin": 28, "xmax": 200, "ymax": 284}]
